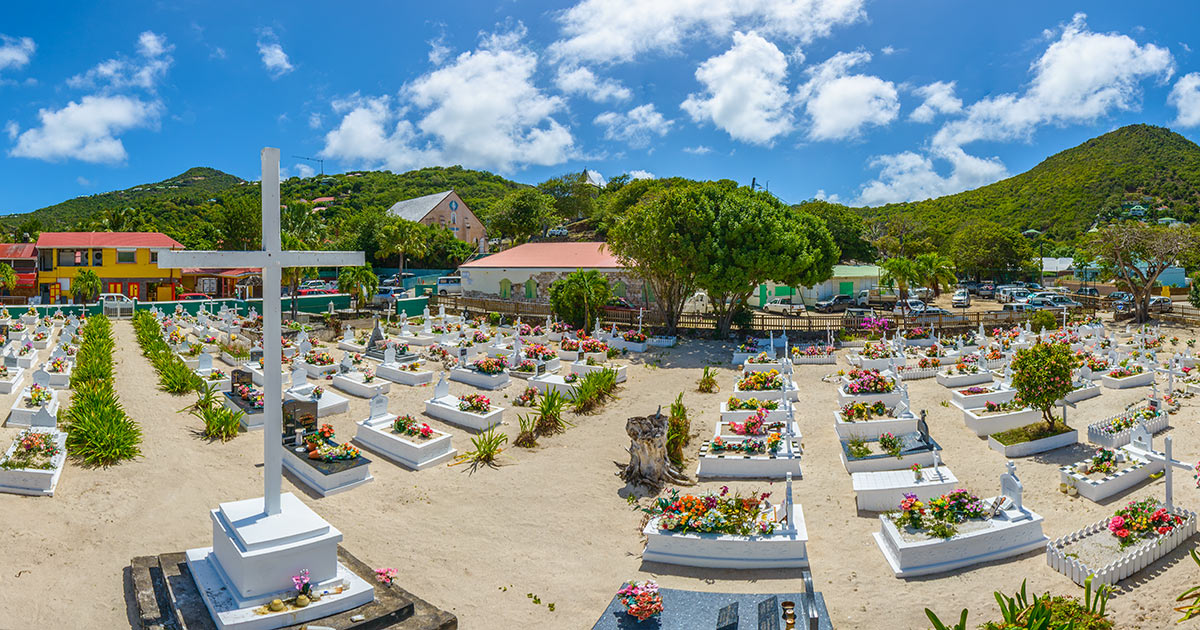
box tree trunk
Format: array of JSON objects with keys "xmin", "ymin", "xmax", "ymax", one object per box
[{"xmin": 618, "ymin": 411, "xmax": 690, "ymax": 490}]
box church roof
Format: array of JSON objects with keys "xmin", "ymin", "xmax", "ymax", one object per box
[{"xmin": 386, "ymin": 190, "xmax": 455, "ymax": 222}]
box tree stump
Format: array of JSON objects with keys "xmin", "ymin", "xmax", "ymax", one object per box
[{"xmin": 618, "ymin": 409, "xmax": 691, "ymax": 490}]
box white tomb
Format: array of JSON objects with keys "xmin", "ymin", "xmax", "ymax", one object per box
[
  {"xmin": 353, "ymin": 395, "xmax": 456, "ymax": 470},
  {"xmin": 283, "ymin": 368, "xmax": 350, "ymax": 417},
  {"xmin": 7, "ymin": 371, "xmax": 59, "ymax": 428},
  {"xmin": 424, "ymin": 374, "xmax": 503, "ymax": 431}
]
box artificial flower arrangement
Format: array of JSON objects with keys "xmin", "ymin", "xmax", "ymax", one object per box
[
  {"xmin": 310, "ymin": 442, "xmax": 360, "ymax": 463},
  {"xmin": 0, "ymin": 429, "xmax": 61, "ymax": 471},
  {"xmin": 983, "ymin": 347, "xmax": 1005, "ymax": 361},
  {"xmin": 280, "ymin": 336, "xmax": 295, "ymax": 348},
  {"xmin": 513, "ymin": 359, "xmax": 537, "ymax": 373},
  {"xmin": 31, "ymin": 330, "xmax": 48, "ymax": 342},
  {"xmin": 905, "ymin": 326, "xmax": 931, "ymax": 340},
  {"xmin": 351, "ymin": 353, "xmax": 364, "ymax": 365},
  {"xmin": 310, "ymin": 386, "xmax": 325, "ymax": 400},
  {"xmin": 860, "ymin": 341, "xmax": 900, "ymax": 360},
  {"xmin": 389, "ymin": 341, "xmax": 411, "ymax": 355},
  {"xmin": 549, "ymin": 321, "xmax": 571, "ymax": 334},
  {"xmin": 839, "ymin": 400, "xmax": 889, "ymax": 422},
  {"xmin": 1096, "ymin": 408, "xmax": 1159, "ymax": 436},
  {"xmin": 318, "ymin": 424, "xmax": 335, "ymax": 440},
  {"xmin": 473, "ymin": 330, "xmax": 492, "ymax": 343},
  {"xmin": 642, "ymin": 487, "xmax": 777, "ymax": 536},
  {"xmin": 0, "ymin": 365, "xmax": 8, "ymax": 378},
  {"xmin": 1107, "ymin": 359, "xmax": 1144, "ymax": 379},
  {"xmin": 1079, "ymin": 353, "xmax": 1110, "ymax": 372},
  {"xmin": 958, "ymin": 385, "xmax": 992, "ymax": 396},
  {"xmin": 514, "ymin": 386, "xmax": 538, "ymax": 407},
  {"xmin": 617, "ymin": 580, "xmax": 663, "ymax": 622},
  {"xmin": 947, "ymin": 356, "xmax": 981, "ymax": 375},
  {"xmin": 581, "ymin": 338, "xmax": 609, "ymax": 353},
  {"xmin": 46, "ymin": 357, "xmax": 69, "ymax": 373},
  {"xmin": 911, "ymin": 462, "xmax": 923, "ymax": 482},
  {"xmin": 564, "ymin": 372, "xmax": 580, "ymax": 383},
  {"xmin": 793, "ymin": 344, "xmax": 834, "ymax": 356},
  {"xmin": 25, "ymin": 306, "xmax": 36, "ymax": 317},
  {"xmin": 361, "ymin": 367, "xmax": 375, "ymax": 383},
  {"xmin": 207, "ymin": 369, "xmax": 226, "ymax": 381},
  {"xmin": 304, "ymin": 351, "xmax": 335, "ymax": 366},
  {"xmin": 26, "ymin": 384, "xmax": 52, "ymax": 408},
  {"xmin": 709, "ymin": 434, "xmax": 782, "ymax": 454},
  {"xmin": 922, "ymin": 344, "xmax": 944, "ymax": 358},
  {"xmin": 622, "ymin": 330, "xmax": 647, "ymax": 343},
  {"xmin": 182, "ymin": 344, "xmax": 203, "ymax": 358},
  {"xmin": 202, "ymin": 335, "xmax": 218, "ymax": 344},
  {"xmin": 0, "ymin": 308, "xmax": 9, "ymax": 320},
  {"xmin": 727, "ymin": 397, "xmax": 779, "ymax": 411},
  {"xmin": 167, "ymin": 329, "xmax": 186, "ymax": 345},
  {"xmin": 518, "ymin": 323, "xmax": 544, "ymax": 336},
  {"xmin": 458, "ymin": 393, "xmax": 491, "ymax": 413},
  {"xmin": 525, "ymin": 344, "xmax": 557, "ymax": 361},
  {"xmin": 560, "ymin": 338, "xmax": 581, "ymax": 351},
  {"xmin": 17, "ymin": 342, "xmax": 33, "ymax": 356},
  {"xmin": 431, "ymin": 324, "xmax": 449, "ymax": 334},
  {"xmin": 980, "ymin": 399, "xmax": 1025, "ymax": 415},
  {"xmin": 746, "ymin": 351, "xmax": 776, "ymax": 364},
  {"xmin": 877, "ymin": 432, "xmax": 903, "ymax": 458},
  {"xmin": 471, "ymin": 356, "xmax": 508, "ymax": 375},
  {"xmin": 392, "ymin": 414, "xmax": 435, "ymax": 440},
  {"xmin": 399, "ymin": 360, "xmax": 423, "ymax": 372},
  {"xmin": 727, "ymin": 408, "xmax": 785, "ymax": 436},
  {"xmin": 1108, "ymin": 498, "xmax": 1183, "ymax": 549},
  {"xmin": 737, "ymin": 369, "xmax": 784, "ymax": 392},
  {"xmin": 234, "ymin": 384, "xmax": 264, "ymax": 409},
  {"xmin": 427, "ymin": 344, "xmax": 454, "ymax": 362},
  {"xmin": 892, "ymin": 489, "xmax": 987, "ymax": 539},
  {"xmin": 585, "ymin": 356, "xmax": 603, "ymax": 366},
  {"xmin": 915, "ymin": 356, "xmax": 941, "ymax": 369},
  {"xmin": 843, "ymin": 368, "xmax": 894, "ymax": 394},
  {"xmin": 1083, "ymin": 448, "xmax": 1118, "ymax": 476},
  {"xmin": 736, "ymin": 338, "xmax": 760, "ymax": 353}
]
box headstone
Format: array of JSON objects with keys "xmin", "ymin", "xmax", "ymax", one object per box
[
  {"xmin": 757, "ymin": 596, "xmax": 780, "ymax": 630},
  {"xmin": 1000, "ymin": 461, "xmax": 1028, "ymax": 519},
  {"xmin": 4, "ymin": 353, "xmax": 17, "ymax": 369},
  {"xmin": 30, "ymin": 405, "xmax": 55, "ymax": 429},
  {"xmin": 290, "ymin": 367, "xmax": 307, "ymax": 390},
  {"xmin": 231, "ymin": 369, "xmax": 253, "ymax": 389},
  {"xmin": 297, "ymin": 339, "xmax": 312, "ymax": 356},
  {"xmin": 282, "ymin": 399, "xmax": 318, "ymax": 436},
  {"xmin": 716, "ymin": 602, "xmax": 738, "ymax": 630},
  {"xmin": 296, "ymin": 329, "xmax": 309, "ymax": 346},
  {"xmin": 343, "ymin": 326, "xmax": 354, "ymax": 343},
  {"xmin": 32, "ymin": 368, "xmax": 49, "ymax": 388},
  {"xmin": 423, "ymin": 306, "xmax": 431, "ymax": 320},
  {"xmin": 1129, "ymin": 423, "xmax": 1152, "ymax": 454},
  {"xmin": 383, "ymin": 345, "xmax": 396, "ymax": 365},
  {"xmin": 198, "ymin": 353, "xmax": 213, "ymax": 372},
  {"xmin": 340, "ymin": 354, "xmax": 353, "ymax": 373},
  {"xmin": 250, "ymin": 344, "xmax": 263, "ymax": 363},
  {"xmin": 369, "ymin": 394, "xmax": 389, "ymax": 420},
  {"xmin": 433, "ymin": 373, "xmax": 449, "ymax": 399}
]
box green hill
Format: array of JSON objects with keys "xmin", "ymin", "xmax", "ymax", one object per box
[{"xmin": 859, "ymin": 124, "xmax": 1200, "ymax": 241}]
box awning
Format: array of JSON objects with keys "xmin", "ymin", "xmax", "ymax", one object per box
[{"xmin": 15, "ymin": 272, "xmax": 35, "ymax": 287}]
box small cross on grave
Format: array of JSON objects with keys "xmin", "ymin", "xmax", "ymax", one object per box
[
  {"xmin": 1157, "ymin": 359, "xmax": 1185, "ymax": 395},
  {"xmin": 636, "ymin": 307, "xmax": 644, "ymax": 335},
  {"xmin": 1141, "ymin": 435, "xmax": 1192, "ymax": 512},
  {"xmin": 999, "ymin": 461, "xmax": 1030, "ymax": 521},
  {"xmin": 197, "ymin": 353, "xmax": 213, "ymax": 372}
]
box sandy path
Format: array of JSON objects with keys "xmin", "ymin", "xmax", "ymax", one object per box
[{"xmin": 0, "ymin": 321, "xmax": 1196, "ymax": 629}]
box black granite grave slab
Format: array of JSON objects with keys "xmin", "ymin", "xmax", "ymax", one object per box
[
  {"xmin": 592, "ymin": 588, "xmax": 833, "ymax": 630},
  {"xmin": 290, "ymin": 439, "xmax": 372, "ymax": 475},
  {"xmin": 223, "ymin": 391, "xmax": 263, "ymax": 415}
]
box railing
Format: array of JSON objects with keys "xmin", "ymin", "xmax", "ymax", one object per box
[{"xmin": 430, "ymin": 295, "xmax": 1094, "ymax": 337}]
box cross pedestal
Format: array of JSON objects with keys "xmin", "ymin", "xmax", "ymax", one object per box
[{"xmin": 159, "ymin": 148, "xmax": 372, "ymax": 630}]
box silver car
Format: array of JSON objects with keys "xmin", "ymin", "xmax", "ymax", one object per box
[{"xmin": 951, "ymin": 289, "xmax": 971, "ymax": 308}]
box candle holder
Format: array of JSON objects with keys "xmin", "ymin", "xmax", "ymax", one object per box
[{"xmin": 781, "ymin": 600, "xmax": 796, "ymax": 629}]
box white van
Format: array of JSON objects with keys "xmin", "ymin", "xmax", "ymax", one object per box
[{"xmin": 435, "ymin": 276, "xmax": 462, "ymax": 296}]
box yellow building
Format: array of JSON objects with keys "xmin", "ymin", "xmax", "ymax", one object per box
[{"xmin": 36, "ymin": 232, "xmax": 185, "ymax": 302}]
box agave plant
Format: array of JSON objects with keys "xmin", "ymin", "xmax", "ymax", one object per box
[
  {"xmin": 666, "ymin": 393, "xmax": 690, "ymax": 467},
  {"xmin": 458, "ymin": 427, "xmax": 507, "ymax": 468},
  {"xmin": 697, "ymin": 367, "xmax": 719, "ymax": 393},
  {"xmin": 513, "ymin": 415, "xmax": 538, "ymax": 448},
  {"xmin": 534, "ymin": 389, "xmax": 570, "ymax": 435}
]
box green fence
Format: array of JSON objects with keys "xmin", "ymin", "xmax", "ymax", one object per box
[{"xmin": 26, "ymin": 293, "xmax": 429, "ymax": 318}]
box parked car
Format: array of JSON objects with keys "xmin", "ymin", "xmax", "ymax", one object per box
[
  {"xmin": 908, "ymin": 287, "xmax": 933, "ymax": 300},
  {"xmin": 1150, "ymin": 295, "xmax": 1173, "ymax": 313},
  {"xmin": 546, "ymin": 226, "xmax": 569, "ymax": 237},
  {"xmin": 1025, "ymin": 282, "xmax": 1042, "ymax": 291},
  {"xmin": 380, "ymin": 272, "xmax": 414, "ymax": 287},
  {"xmin": 435, "ymin": 276, "xmax": 463, "ymax": 296},
  {"xmin": 855, "ymin": 288, "xmax": 900, "ymax": 307},
  {"xmin": 1026, "ymin": 297, "xmax": 1064, "ymax": 311},
  {"xmin": 763, "ymin": 297, "xmax": 807, "ymax": 316},
  {"xmin": 813, "ymin": 294, "xmax": 855, "ymax": 313},
  {"xmin": 1075, "ymin": 287, "xmax": 1100, "ymax": 297},
  {"xmin": 98, "ymin": 293, "xmax": 134, "ymax": 304},
  {"xmin": 994, "ymin": 285, "xmax": 1017, "ymax": 302},
  {"xmin": 1000, "ymin": 303, "xmax": 1034, "ymax": 313},
  {"xmin": 951, "ymin": 289, "xmax": 971, "ymax": 308},
  {"xmin": 297, "ymin": 288, "xmax": 336, "ymax": 296},
  {"xmin": 961, "ymin": 281, "xmax": 981, "ymax": 295},
  {"xmin": 177, "ymin": 292, "xmax": 212, "ymax": 301},
  {"xmin": 373, "ymin": 286, "xmax": 409, "ymax": 306},
  {"xmin": 299, "ymin": 280, "xmax": 332, "ymax": 291},
  {"xmin": 1047, "ymin": 295, "xmax": 1082, "ymax": 309},
  {"xmin": 894, "ymin": 298, "xmax": 926, "ymax": 314},
  {"xmin": 977, "ymin": 283, "xmax": 996, "ymax": 299},
  {"xmin": 843, "ymin": 307, "xmax": 877, "ymax": 322},
  {"xmin": 1108, "ymin": 291, "xmax": 1133, "ymax": 303}
]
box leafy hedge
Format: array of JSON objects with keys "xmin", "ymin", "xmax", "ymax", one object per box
[
  {"xmin": 132, "ymin": 311, "xmax": 202, "ymax": 394},
  {"xmin": 63, "ymin": 315, "xmax": 142, "ymax": 466}
]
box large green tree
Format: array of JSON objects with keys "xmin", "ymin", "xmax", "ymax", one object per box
[
  {"xmin": 1087, "ymin": 223, "xmax": 1200, "ymax": 322},
  {"xmin": 950, "ymin": 220, "xmax": 1035, "ymax": 280},
  {"xmin": 1011, "ymin": 342, "xmax": 1077, "ymax": 429},
  {"xmin": 538, "ymin": 172, "xmax": 597, "ymax": 221},
  {"xmin": 489, "ymin": 188, "xmax": 556, "ymax": 243},
  {"xmin": 548, "ymin": 270, "xmax": 612, "ymax": 330},
  {"xmin": 795, "ymin": 200, "xmax": 874, "ymax": 262},
  {"xmin": 71, "ymin": 268, "xmax": 101, "ymax": 304},
  {"xmin": 0, "ymin": 263, "xmax": 15, "ymax": 296},
  {"xmin": 879, "ymin": 256, "xmax": 920, "ymax": 309},
  {"xmin": 913, "ymin": 252, "xmax": 957, "ymax": 297},
  {"xmin": 375, "ymin": 217, "xmax": 429, "ymax": 276},
  {"xmin": 338, "ymin": 265, "xmax": 379, "ymax": 312}
]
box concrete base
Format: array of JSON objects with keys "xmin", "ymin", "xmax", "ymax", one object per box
[
  {"xmin": 284, "ymin": 387, "xmax": 350, "ymax": 417},
  {"xmin": 0, "ymin": 368, "xmax": 24, "ymax": 395},
  {"xmin": 852, "ymin": 466, "xmax": 958, "ymax": 512},
  {"xmin": 528, "ymin": 374, "xmax": 579, "ymax": 397},
  {"xmin": 377, "ymin": 362, "xmax": 435, "ymax": 386},
  {"xmin": 449, "ymin": 367, "xmax": 510, "ymax": 390},
  {"xmin": 354, "ymin": 414, "xmax": 457, "ymax": 471},
  {"xmin": 1101, "ymin": 371, "xmax": 1154, "ymax": 389},
  {"xmin": 0, "ymin": 429, "xmax": 66, "ymax": 496},
  {"xmin": 988, "ymin": 429, "xmax": 1078, "ymax": 457},
  {"xmin": 570, "ymin": 360, "xmax": 627, "ymax": 383},
  {"xmin": 425, "ymin": 395, "xmax": 503, "ymax": 431},
  {"xmin": 281, "ymin": 446, "xmax": 373, "ymax": 497},
  {"xmin": 331, "ymin": 373, "xmax": 392, "ymax": 398},
  {"xmin": 641, "ymin": 503, "xmax": 808, "ymax": 568},
  {"xmin": 955, "ymin": 402, "xmax": 1040, "ymax": 438},
  {"xmin": 874, "ymin": 505, "xmax": 1048, "ymax": 577},
  {"xmin": 6, "ymin": 392, "xmax": 59, "ymax": 428}
]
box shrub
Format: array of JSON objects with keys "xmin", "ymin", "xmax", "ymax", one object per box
[
  {"xmin": 513, "ymin": 415, "xmax": 538, "ymax": 448},
  {"xmin": 462, "ymin": 427, "xmax": 507, "ymax": 467},
  {"xmin": 196, "ymin": 406, "xmax": 244, "ymax": 442},
  {"xmin": 666, "ymin": 393, "xmax": 690, "ymax": 467},
  {"xmin": 569, "ymin": 368, "xmax": 618, "ymax": 413},
  {"xmin": 697, "ymin": 367, "xmax": 719, "ymax": 393},
  {"xmin": 534, "ymin": 389, "xmax": 569, "ymax": 435},
  {"xmin": 1010, "ymin": 341, "xmax": 1076, "ymax": 427},
  {"xmin": 549, "ymin": 269, "xmax": 611, "ymax": 330},
  {"xmin": 1028, "ymin": 309, "xmax": 1057, "ymax": 333},
  {"xmin": 64, "ymin": 382, "xmax": 142, "ymax": 466}
]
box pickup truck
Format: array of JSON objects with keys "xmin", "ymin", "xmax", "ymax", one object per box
[
  {"xmin": 763, "ymin": 298, "xmax": 807, "ymax": 316},
  {"xmin": 855, "ymin": 288, "xmax": 900, "ymax": 307},
  {"xmin": 813, "ymin": 294, "xmax": 855, "ymax": 313}
]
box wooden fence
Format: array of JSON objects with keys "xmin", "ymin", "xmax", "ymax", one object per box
[{"xmin": 431, "ymin": 295, "xmax": 1093, "ymax": 338}]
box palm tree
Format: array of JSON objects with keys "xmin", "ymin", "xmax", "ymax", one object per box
[
  {"xmin": 914, "ymin": 252, "xmax": 957, "ymax": 297},
  {"xmin": 338, "ymin": 265, "xmax": 379, "ymax": 313},
  {"xmin": 0, "ymin": 263, "xmax": 16, "ymax": 296},
  {"xmin": 71, "ymin": 269, "xmax": 102, "ymax": 304},
  {"xmin": 376, "ymin": 218, "xmax": 428, "ymax": 279},
  {"xmin": 879, "ymin": 256, "xmax": 920, "ymax": 313}
]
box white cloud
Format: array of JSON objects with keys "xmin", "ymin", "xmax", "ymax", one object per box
[
  {"xmin": 629, "ymin": 169, "xmax": 655, "ymax": 179},
  {"xmin": 4, "ymin": 121, "xmax": 17, "ymax": 140},
  {"xmin": 428, "ymin": 36, "xmax": 451, "ymax": 65},
  {"xmin": 308, "ymin": 112, "xmax": 322, "ymax": 129},
  {"xmin": 880, "ymin": 45, "xmax": 896, "ymax": 56},
  {"xmin": 555, "ymin": 65, "xmax": 631, "ymax": 102},
  {"xmin": 550, "ymin": 0, "xmax": 865, "ymax": 64},
  {"xmin": 294, "ymin": 163, "xmax": 316, "ymax": 178},
  {"xmin": 76, "ymin": 176, "xmax": 92, "ymax": 187},
  {"xmin": 67, "ymin": 31, "xmax": 173, "ymax": 90},
  {"xmin": 322, "ymin": 26, "xmax": 574, "ymax": 172},
  {"xmin": 795, "ymin": 50, "xmax": 899, "ymax": 141},
  {"xmin": 594, "ymin": 104, "xmax": 671, "ymax": 148},
  {"xmin": 211, "ymin": 47, "xmax": 227, "ymax": 60},
  {"xmin": 9, "ymin": 95, "xmax": 161, "ymax": 163},
  {"xmin": 933, "ymin": 13, "xmax": 1172, "ymax": 151},
  {"xmin": 683, "ymin": 145, "xmax": 712, "ymax": 154},
  {"xmin": 909, "ymin": 80, "xmax": 962, "ymax": 123},
  {"xmin": 1169, "ymin": 73, "xmax": 1200, "ymax": 127},
  {"xmin": 257, "ymin": 29, "xmax": 294, "ymax": 78},
  {"xmin": 682, "ymin": 31, "xmax": 792, "ymax": 144},
  {"xmin": 859, "ymin": 14, "xmax": 1173, "ymax": 205},
  {"xmin": 0, "ymin": 35, "xmax": 35, "ymax": 72},
  {"xmin": 814, "ymin": 189, "xmax": 841, "ymax": 203}
]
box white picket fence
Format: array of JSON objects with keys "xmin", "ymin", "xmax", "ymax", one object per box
[
  {"xmin": 1046, "ymin": 508, "xmax": 1197, "ymax": 587},
  {"xmin": 896, "ymin": 365, "xmax": 940, "ymax": 380},
  {"xmin": 1086, "ymin": 409, "xmax": 1169, "ymax": 449},
  {"xmin": 791, "ymin": 354, "xmax": 836, "ymax": 365}
]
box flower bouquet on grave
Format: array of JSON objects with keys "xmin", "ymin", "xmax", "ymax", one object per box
[
  {"xmin": 514, "ymin": 386, "xmax": 538, "ymax": 407},
  {"xmin": 550, "ymin": 322, "xmax": 571, "ymax": 334},
  {"xmin": 794, "ymin": 344, "xmax": 834, "ymax": 356},
  {"xmin": 738, "ymin": 369, "xmax": 783, "ymax": 391},
  {"xmin": 0, "ymin": 308, "xmax": 9, "ymax": 320},
  {"xmin": 471, "ymin": 356, "xmax": 508, "ymax": 375},
  {"xmin": 513, "ymin": 359, "xmax": 536, "ymax": 373},
  {"xmin": 981, "ymin": 400, "xmax": 1023, "ymax": 415},
  {"xmin": 182, "ymin": 344, "xmax": 203, "ymax": 358},
  {"xmin": 392, "ymin": 414, "xmax": 435, "ymax": 440},
  {"xmin": 26, "ymin": 384, "xmax": 51, "ymax": 408},
  {"xmin": 643, "ymin": 487, "xmax": 776, "ymax": 536},
  {"xmin": 24, "ymin": 307, "xmax": 36, "ymax": 317},
  {"xmin": 915, "ymin": 356, "xmax": 940, "ymax": 369},
  {"xmin": 840, "ymin": 400, "xmax": 889, "ymax": 422},
  {"xmin": 1107, "ymin": 360, "xmax": 1144, "ymax": 379},
  {"xmin": 580, "ymin": 338, "xmax": 608, "ymax": 353},
  {"xmin": 844, "ymin": 369, "xmax": 894, "ymax": 394},
  {"xmin": 310, "ymin": 386, "xmax": 325, "ymax": 400},
  {"xmin": 983, "ymin": 347, "xmax": 1006, "ymax": 361},
  {"xmin": 167, "ymin": 329, "xmax": 185, "ymax": 345},
  {"xmin": 526, "ymin": 344, "xmax": 556, "ymax": 361},
  {"xmin": 1097, "ymin": 408, "xmax": 1158, "ymax": 435},
  {"xmin": 1, "ymin": 429, "xmax": 61, "ymax": 470},
  {"xmin": 317, "ymin": 423, "xmax": 335, "ymax": 440},
  {"xmin": 959, "ymin": 386, "xmax": 991, "ymax": 396},
  {"xmin": 40, "ymin": 316, "xmax": 53, "ymax": 328},
  {"xmin": 0, "ymin": 365, "xmax": 8, "ymax": 378},
  {"xmin": 361, "ymin": 367, "xmax": 375, "ymax": 383},
  {"xmin": 860, "ymin": 341, "xmax": 899, "ymax": 359},
  {"xmin": 47, "ymin": 357, "xmax": 69, "ymax": 373},
  {"xmin": 201, "ymin": 335, "xmax": 218, "ymax": 344},
  {"xmin": 922, "ymin": 344, "xmax": 944, "ymax": 358},
  {"xmin": 729, "ymin": 408, "xmax": 770, "ymax": 435},
  {"xmin": 912, "ymin": 463, "xmax": 923, "ymax": 482},
  {"xmin": 907, "ymin": 327, "xmax": 931, "ymax": 340},
  {"xmin": 473, "ymin": 330, "xmax": 492, "ymax": 343},
  {"xmin": 280, "ymin": 336, "xmax": 294, "ymax": 349},
  {"xmin": 399, "ymin": 361, "xmax": 423, "ymax": 372},
  {"xmin": 305, "ymin": 351, "xmax": 335, "ymax": 366},
  {"xmin": 617, "ymin": 580, "xmax": 663, "ymax": 622},
  {"xmin": 727, "ymin": 397, "xmax": 779, "ymax": 411},
  {"xmin": 710, "ymin": 435, "xmax": 767, "ymax": 454},
  {"xmin": 1109, "ymin": 498, "xmax": 1183, "ymax": 548},
  {"xmin": 564, "ymin": 372, "xmax": 579, "ymax": 383},
  {"xmin": 746, "ymin": 351, "xmax": 775, "ymax": 364},
  {"xmin": 207, "ymin": 370, "xmax": 226, "ymax": 381},
  {"xmin": 622, "ymin": 330, "xmax": 647, "ymax": 343},
  {"xmin": 560, "ymin": 338, "xmax": 581, "ymax": 351},
  {"xmin": 458, "ymin": 393, "xmax": 491, "ymax": 413},
  {"xmin": 949, "ymin": 357, "xmax": 980, "ymax": 375},
  {"xmin": 351, "ymin": 353, "xmax": 364, "ymax": 365},
  {"xmin": 431, "ymin": 324, "xmax": 448, "ymax": 334},
  {"xmin": 737, "ymin": 338, "xmax": 760, "ymax": 353},
  {"xmin": 428, "ymin": 344, "xmax": 452, "ymax": 361},
  {"xmin": 1084, "ymin": 448, "xmax": 1119, "ymax": 476}
]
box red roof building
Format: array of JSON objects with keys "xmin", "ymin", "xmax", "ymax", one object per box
[
  {"xmin": 35, "ymin": 231, "xmax": 186, "ymax": 303},
  {"xmin": 459, "ymin": 242, "xmax": 621, "ymax": 270},
  {"xmin": 457, "ymin": 242, "xmax": 641, "ymax": 302},
  {"xmin": 35, "ymin": 232, "xmax": 183, "ymax": 249},
  {"xmin": 0, "ymin": 243, "xmax": 38, "ymax": 296}
]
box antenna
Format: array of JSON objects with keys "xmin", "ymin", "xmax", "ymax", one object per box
[{"xmin": 291, "ymin": 155, "xmax": 325, "ymax": 176}]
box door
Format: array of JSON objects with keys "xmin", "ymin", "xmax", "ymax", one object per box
[
  {"xmin": 127, "ymin": 283, "xmax": 140, "ymax": 299},
  {"xmin": 107, "ymin": 282, "xmax": 121, "ymax": 294},
  {"xmin": 839, "ymin": 281, "xmax": 854, "ymax": 296}
]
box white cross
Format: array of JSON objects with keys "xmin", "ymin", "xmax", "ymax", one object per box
[
  {"xmin": 157, "ymin": 148, "xmax": 364, "ymax": 516},
  {"xmin": 1142, "ymin": 436, "xmax": 1191, "ymax": 512}
]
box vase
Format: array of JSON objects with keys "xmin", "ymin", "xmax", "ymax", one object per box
[
  {"xmin": 268, "ymin": 598, "xmax": 284, "ymax": 612},
  {"xmin": 308, "ymin": 450, "xmax": 322, "ymax": 460},
  {"xmin": 1059, "ymin": 483, "xmax": 1068, "ymax": 493},
  {"xmin": 295, "ymin": 595, "xmax": 310, "ymax": 608},
  {"xmin": 1066, "ymin": 486, "xmax": 1078, "ymax": 497}
]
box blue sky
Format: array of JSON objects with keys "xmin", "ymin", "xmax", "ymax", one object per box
[{"xmin": 1, "ymin": 1, "xmax": 1199, "ymax": 214}]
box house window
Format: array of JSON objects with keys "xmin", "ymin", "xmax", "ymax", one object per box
[
  {"xmin": 150, "ymin": 250, "xmax": 159, "ymax": 264},
  {"xmin": 93, "ymin": 250, "xmax": 102, "ymax": 266},
  {"xmin": 450, "ymin": 211, "xmax": 457, "ymax": 225},
  {"xmin": 117, "ymin": 250, "xmax": 136, "ymax": 264}
]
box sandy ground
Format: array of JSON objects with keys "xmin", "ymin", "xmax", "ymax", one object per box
[{"xmin": 1, "ymin": 320, "xmax": 1198, "ymax": 629}]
